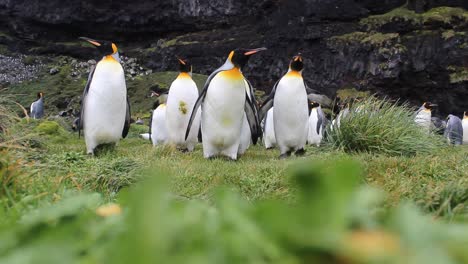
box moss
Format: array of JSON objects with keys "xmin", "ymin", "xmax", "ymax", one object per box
[
  {"xmin": 336, "ymin": 88, "xmax": 370, "ymax": 101},
  {"xmin": 34, "ymin": 121, "xmax": 64, "ymax": 135},
  {"xmin": 329, "ymin": 32, "xmax": 399, "ymax": 48},
  {"xmin": 447, "ymin": 66, "xmax": 468, "ymax": 83},
  {"xmin": 329, "ymin": 32, "xmax": 369, "ymax": 44},
  {"xmin": 360, "ymin": 7, "xmax": 420, "ymax": 30},
  {"xmin": 360, "ymin": 6, "xmax": 468, "ymax": 31},
  {"xmin": 421, "ymin": 7, "xmax": 468, "ymax": 25},
  {"xmin": 160, "ymin": 36, "xmax": 199, "ymax": 48},
  {"xmin": 362, "ymin": 33, "xmax": 399, "ymax": 46},
  {"xmin": 442, "ymin": 30, "xmax": 466, "ymax": 40}
]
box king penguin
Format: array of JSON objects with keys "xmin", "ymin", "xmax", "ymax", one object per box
[
  {"xmin": 307, "ymin": 101, "xmax": 325, "ymax": 147},
  {"xmin": 165, "ymin": 57, "xmax": 201, "ymax": 151},
  {"xmin": 263, "ymin": 107, "xmax": 276, "ymax": 149},
  {"xmin": 415, "ymin": 102, "xmax": 436, "ymax": 132},
  {"xmin": 444, "ymin": 114, "xmax": 463, "ymax": 145},
  {"xmin": 78, "ymin": 37, "xmax": 131, "ymax": 155},
  {"xmin": 260, "ymin": 55, "xmax": 309, "ymax": 158},
  {"xmin": 463, "ymin": 112, "xmax": 468, "ymax": 144},
  {"xmin": 30, "ymin": 92, "xmax": 44, "ymax": 119},
  {"xmin": 149, "ymin": 93, "xmax": 168, "ymax": 146},
  {"xmin": 185, "ymin": 48, "xmax": 265, "ymax": 160}
]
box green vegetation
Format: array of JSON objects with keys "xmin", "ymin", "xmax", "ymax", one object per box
[
  {"xmin": 329, "ymin": 32, "xmax": 400, "ymax": 48},
  {"xmin": 447, "ymin": 66, "xmax": 468, "ymax": 84},
  {"xmin": 327, "ymin": 97, "xmax": 446, "ymax": 156},
  {"xmin": 0, "ymin": 95, "xmax": 467, "ymax": 262},
  {"xmin": 336, "ymin": 88, "xmax": 370, "ymax": 101},
  {"xmin": 361, "ymin": 6, "xmax": 468, "ymax": 31},
  {"xmin": 0, "ymin": 58, "xmax": 208, "ymax": 116}
]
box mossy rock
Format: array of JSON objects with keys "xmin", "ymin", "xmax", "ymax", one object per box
[{"xmin": 336, "ymin": 88, "xmax": 370, "ymax": 101}]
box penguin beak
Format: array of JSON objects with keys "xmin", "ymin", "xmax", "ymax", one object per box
[
  {"xmin": 79, "ymin": 37, "xmax": 102, "ymax": 47},
  {"xmin": 294, "ymin": 55, "xmax": 303, "ymax": 62},
  {"xmin": 244, "ymin": 47, "xmax": 267, "ymax": 56},
  {"xmin": 176, "ymin": 57, "xmax": 186, "ymax": 65}
]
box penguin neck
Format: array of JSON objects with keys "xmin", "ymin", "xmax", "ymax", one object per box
[
  {"xmin": 178, "ymin": 72, "xmax": 192, "ymax": 79},
  {"xmin": 464, "ymin": 115, "xmax": 468, "ymax": 120},
  {"xmin": 286, "ymin": 68, "xmax": 302, "ymax": 78}
]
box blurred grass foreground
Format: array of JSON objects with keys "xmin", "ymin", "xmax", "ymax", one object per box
[{"xmin": 0, "ymin": 158, "xmax": 467, "ymax": 264}]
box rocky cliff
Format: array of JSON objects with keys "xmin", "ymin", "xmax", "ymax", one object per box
[{"xmin": 0, "ymin": 0, "xmax": 467, "ymax": 116}]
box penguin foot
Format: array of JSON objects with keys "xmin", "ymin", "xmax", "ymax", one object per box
[
  {"xmin": 279, "ymin": 151, "xmax": 292, "ymax": 159},
  {"xmin": 295, "ymin": 148, "xmax": 306, "ymax": 156}
]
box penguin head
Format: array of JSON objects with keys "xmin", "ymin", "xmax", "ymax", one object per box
[
  {"xmin": 289, "ymin": 55, "xmax": 304, "ymax": 72},
  {"xmin": 37, "ymin": 92, "xmax": 44, "ymax": 99},
  {"xmin": 80, "ymin": 37, "xmax": 118, "ymax": 56},
  {"xmin": 464, "ymin": 112, "xmax": 468, "ymax": 119},
  {"xmin": 177, "ymin": 57, "xmax": 192, "ymax": 73},
  {"xmin": 310, "ymin": 101, "xmax": 320, "ymax": 109},
  {"xmin": 228, "ymin": 47, "xmax": 267, "ymax": 68},
  {"xmin": 423, "ymin": 102, "xmax": 437, "ymax": 110}
]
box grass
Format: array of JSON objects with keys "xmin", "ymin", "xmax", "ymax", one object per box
[
  {"xmin": 0, "ymin": 105, "xmax": 467, "ymax": 262},
  {"xmin": 327, "ymin": 97, "xmax": 446, "ymax": 156},
  {"xmin": 0, "ymin": 57, "xmax": 208, "ymax": 116}
]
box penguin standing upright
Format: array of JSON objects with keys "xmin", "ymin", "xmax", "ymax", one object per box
[
  {"xmin": 260, "ymin": 55, "xmax": 309, "ymax": 158},
  {"xmin": 30, "ymin": 92, "xmax": 44, "ymax": 119},
  {"xmin": 444, "ymin": 114, "xmax": 463, "ymax": 145},
  {"xmin": 165, "ymin": 58, "xmax": 201, "ymax": 151},
  {"xmin": 463, "ymin": 112, "xmax": 468, "ymax": 144},
  {"xmin": 150, "ymin": 104, "xmax": 168, "ymax": 146},
  {"xmin": 415, "ymin": 102, "xmax": 436, "ymax": 132},
  {"xmin": 79, "ymin": 37, "xmax": 130, "ymax": 155},
  {"xmin": 307, "ymin": 101, "xmax": 325, "ymax": 147},
  {"xmin": 263, "ymin": 107, "xmax": 276, "ymax": 149},
  {"xmin": 185, "ymin": 48, "xmax": 265, "ymax": 160}
]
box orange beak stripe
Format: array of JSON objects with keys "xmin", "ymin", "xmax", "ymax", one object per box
[{"xmin": 178, "ymin": 58, "xmax": 186, "ymax": 65}]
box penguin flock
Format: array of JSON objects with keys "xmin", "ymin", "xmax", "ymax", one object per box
[{"xmin": 29, "ymin": 38, "xmax": 468, "ymax": 157}]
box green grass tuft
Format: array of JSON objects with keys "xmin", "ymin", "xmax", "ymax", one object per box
[{"xmin": 326, "ymin": 97, "xmax": 446, "ymax": 156}]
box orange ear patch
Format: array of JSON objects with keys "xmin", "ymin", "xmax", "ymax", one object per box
[{"xmin": 112, "ymin": 43, "xmax": 118, "ymax": 54}]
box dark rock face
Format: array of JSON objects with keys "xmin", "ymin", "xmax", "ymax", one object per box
[{"xmin": 0, "ymin": 0, "xmax": 467, "ymax": 116}]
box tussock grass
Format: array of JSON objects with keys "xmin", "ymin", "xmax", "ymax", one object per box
[{"xmin": 327, "ymin": 97, "xmax": 446, "ymax": 156}]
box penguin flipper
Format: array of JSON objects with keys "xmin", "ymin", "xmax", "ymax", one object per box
[
  {"xmin": 317, "ymin": 106, "xmax": 324, "ymax": 135},
  {"xmin": 245, "ymin": 79, "xmax": 262, "ymax": 142},
  {"xmin": 148, "ymin": 110, "xmax": 154, "ymax": 142},
  {"xmin": 258, "ymin": 80, "xmax": 279, "ymax": 122},
  {"xmin": 79, "ymin": 65, "xmax": 96, "ymax": 138},
  {"xmin": 122, "ymin": 96, "xmax": 131, "ymax": 138},
  {"xmin": 245, "ymin": 91, "xmax": 260, "ymax": 145},
  {"xmin": 185, "ymin": 67, "xmax": 227, "ymax": 140}
]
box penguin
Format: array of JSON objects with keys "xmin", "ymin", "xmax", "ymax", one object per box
[
  {"xmin": 444, "ymin": 114, "xmax": 463, "ymax": 145},
  {"xmin": 139, "ymin": 133, "xmax": 151, "ymax": 140},
  {"xmin": 415, "ymin": 102, "xmax": 436, "ymax": 132},
  {"xmin": 185, "ymin": 48, "xmax": 265, "ymax": 160},
  {"xmin": 78, "ymin": 37, "xmax": 131, "ymax": 155},
  {"xmin": 259, "ymin": 55, "xmax": 309, "ymax": 158},
  {"xmin": 165, "ymin": 57, "xmax": 201, "ymax": 152},
  {"xmin": 149, "ymin": 93, "xmax": 168, "ymax": 146},
  {"xmin": 331, "ymin": 103, "xmax": 350, "ymax": 130},
  {"xmin": 463, "ymin": 112, "xmax": 468, "ymax": 144},
  {"xmin": 263, "ymin": 107, "xmax": 276, "ymax": 149},
  {"xmin": 149, "ymin": 104, "xmax": 168, "ymax": 146},
  {"xmin": 30, "ymin": 92, "xmax": 44, "ymax": 119},
  {"xmin": 307, "ymin": 101, "xmax": 325, "ymax": 147}
]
